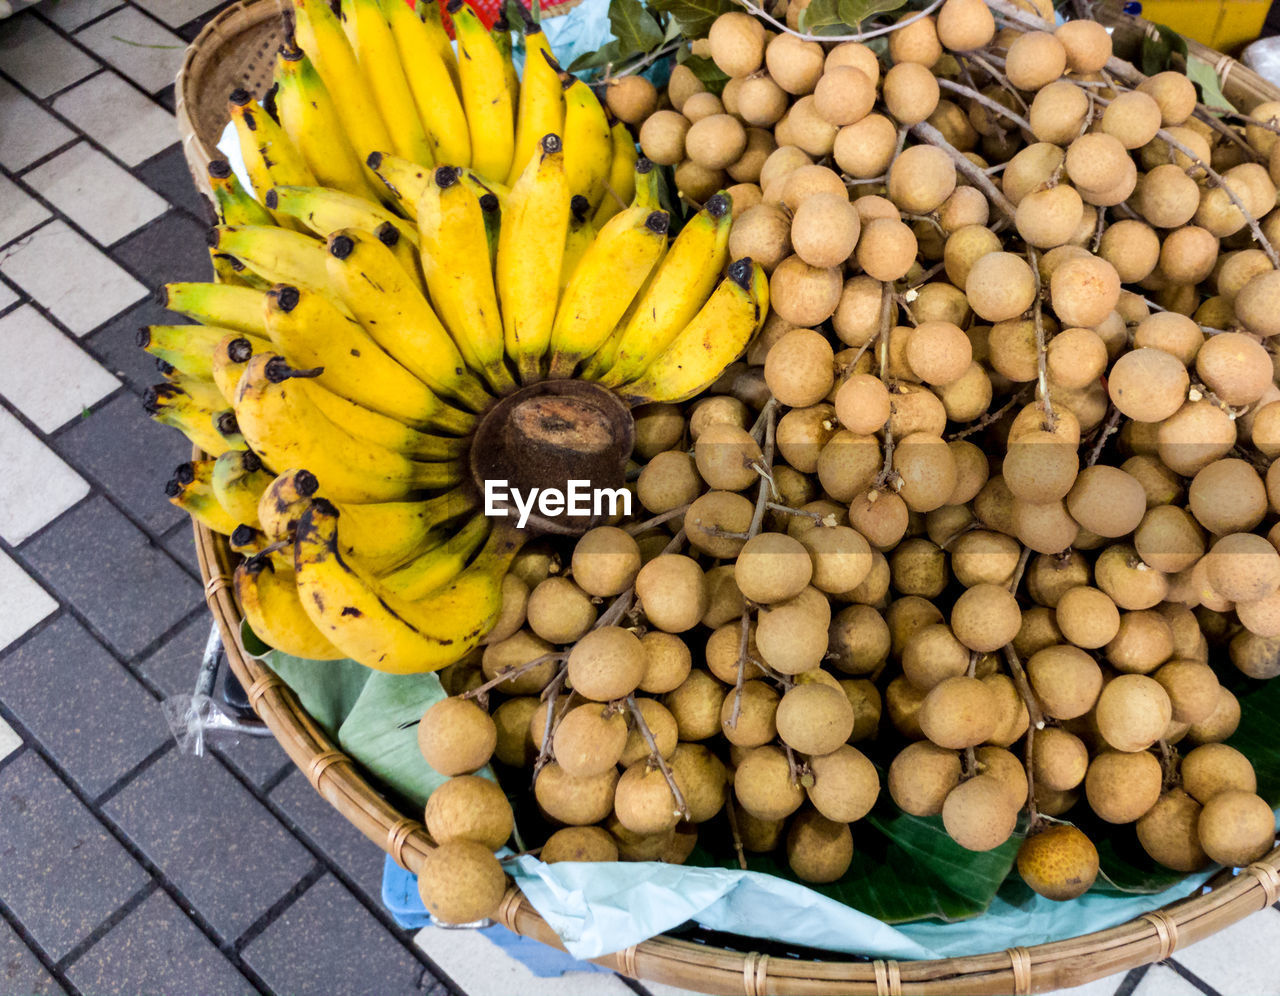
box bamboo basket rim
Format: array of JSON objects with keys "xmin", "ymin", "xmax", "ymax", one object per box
[{"xmin": 180, "ymin": 0, "xmax": 1280, "ymax": 989}]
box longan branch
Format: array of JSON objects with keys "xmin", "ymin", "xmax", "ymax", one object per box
[
  {"xmin": 1137, "ymin": 294, "xmax": 1231, "ymax": 335},
  {"xmin": 1001, "ymin": 644, "xmax": 1045, "ymax": 730},
  {"xmin": 874, "ymin": 282, "xmax": 900, "ymax": 490},
  {"xmin": 625, "ymin": 503, "xmax": 692, "ymax": 535},
  {"xmin": 461, "ymin": 652, "xmax": 566, "ymax": 700},
  {"xmin": 936, "ymin": 78, "xmax": 1033, "ymax": 134},
  {"xmin": 1025, "ymin": 245, "xmax": 1057, "ymax": 432},
  {"xmin": 625, "ymin": 694, "xmax": 692, "ymax": 821},
  {"xmin": 1085, "ymin": 405, "xmax": 1124, "ymax": 467},
  {"xmin": 728, "ymin": 608, "xmax": 753, "ymax": 730},
  {"xmin": 733, "ymin": 0, "xmax": 945, "ymax": 44},
  {"xmin": 1008, "ymin": 544, "xmax": 1033, "ymax": 596},
  {"xmin": 532, "ymin": 667, "xmax": 568, "ymax": 784},
  {"xmin": 947, "ymin": 385, "xmax": 1032, "ymax": 440},
  {"xmin": 909, "ymin": 122, "xmax": 1018, "ymax": 222},
  {"xmin": 964, "ymin": 51, "xmax": 1030, "ymax": 115},
  {"xmin": 724, "ymin": 796, "xmax": 750, "ymax": 871}
]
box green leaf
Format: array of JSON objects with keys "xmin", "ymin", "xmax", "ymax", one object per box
[
  {"xmin": 648, "ymin": 0, "xmax": 735, "ymax": 39},
  {"xmin": 1225, "ymin": 671, "xmax": 1280, "ymax": 806},
  {"xmin": 1186, "ymin": 55, "xmax": 1238, "ymax": 114},
  {"xmin": 610, "ymin": 0, "xmax": 665, "ymax": 55},
  {"xmin": 679, "ymin": 52, "xmax": 730, "ymax": 95},
  {"xmin": 258, "ymin": 643, "xmax": 372, "ymax": 737},
  {"xmin": 569, "ymin": 39, "xmax": 627, "ymax": 72},
  {"xmin": 1141, "ymin": 22, "xmax": 1187, "ymax": 76},
  {"xmin": 800, "ymin": 0, "xmax": 907, "ymax": 36}
]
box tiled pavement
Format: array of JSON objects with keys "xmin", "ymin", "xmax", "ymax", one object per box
[{"xmin": 0, "ymin": 2, "xmax": 1277, "ymax": 994}]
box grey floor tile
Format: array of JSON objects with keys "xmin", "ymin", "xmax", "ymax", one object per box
[
  {"xmin": 0, "ymin": 615, "xmax": 169, "ymax": 798},
  {"xmin": 75, "ymin": 8, "xmax": 184, "ymax": 94},
  {"xmin": 243, "ymin": 875, "xmax": 439, "ymax": 996},
  {"xmin": 84, "ymin": 295, "xmax": 177, "ymax": 393},
  {"xmin": 0, "ymin": 77, "xmax": 75, "ymax": 172},
  {"xmin": 0, "ymin": 917, "xmax": 65, "ymax": 995},
  {"xmin": 0, "ymin": 13, "xmax": 99, "ymax": 98},
  {"xmin": 130, "ymin": 0, "xmax": 226, "ymax": 29},
  {"xmin": 0, "ymin": 174, "xmax": 51, "ymax": 248},
  {"xmin": 23, "ymin": 142, "xmax": 168, "ymax": 246},
  {"xmin": 41, "ymin": 0, "xmax": 124, "ymax": 30},
  {"xmin": 1129, "ymin": 965, "xmax": 1201, "ymax": 996},
  {"xmin": 102, "ymin": 748, "xmax": 314, "ymax": 943},
  {"xmin": 66, "ymin": 889, "xmax": 255, "ymax": 996},
  {"xmin": 0, "ymin": 277, "xmax": 16, "ymax": 313},
  {"xmin": 136, "ymin": 612, "xmax": 210, "ymax": 698},
  {"xmin": 20, "ymin": 495, "xmax": 201, "ymax": 658},
  {"xmin": 53, "ymin": 392, "xmax": 190, "ymax": 535},
  {"xmin": 0, "ymin": 550, "xmax": 58, "ymax": 653},
  {"xmin": 211, "ymin": 730, "xmax": 292, "ymax": 790},
  {"xmin": 51, "ymin": 71, "xmax": 176, "ymax": 168},
  {"xmin": 0, "ymin": 752, "xmax": 149, "ymax": 960},
  {"xmin": 136, "ymin": 143, "xmax": 213, "ymax": 221},
  {"xmin": 0, "ymin": 713, "xmax": 21, "ymax": 761},
  {"xmin": 0, "ymin": 404, "xmax": 90, "ymax": 545},
  {"xmin": 111, "ymin": 209, "xmax": 211, "ymax": 285},
  {"xmin": 269, "ymin": 769, "xmax": 389, "ymax": 904},
  {"xmin": 162, "ymin": 517, "xmax": 199, "ymax": 578}
]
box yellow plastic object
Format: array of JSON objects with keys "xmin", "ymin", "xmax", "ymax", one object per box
[{"xmin": 1135, "ymin": 0, "xmax": 1269, "ymax": 54}]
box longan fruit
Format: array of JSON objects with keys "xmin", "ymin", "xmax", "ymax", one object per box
[
  {"xmin": 977, "ymin": 744, "xmax": 1028, "ymax": 807},
  {"xmin": 482, "ymin": 631, "xmax": 559, "ymax": 695},
  {"xmin": 1003, "ymin": 429, "xmax": 1079, "ymax": 504},
  {"xmin": 786, "ymin": 809, "xmax": 854, "ymax": 883},
  {"xmin": 944, "ymin": 226, "xmax": 1003, "ymax": 291},
  {"xmin": 842, "ymin": 678, "xmax": 883, "ymax": 742},
  {"xmin": 888, "ymin": 145, "xmax": 958, "ymax": 215},
  {"xmin": 485, "ymin": 573, "xmax": 529, "ymax": 646},
  {"xmin": 1207, "ymin": 531, "xmax": 1280, "ymax": 604},
  {"xmin": 734, "ymin": 745, "xmax": 805, "ymax": 820},
  {"xmin": 855, "ymin": 218, "xmax": 919, "ymax": 282},
  {"xmin": 668, "ymin": 743, "xmax": 729, "ymax": 823},
  {"xmin": 918, "ymin": 676, "xmax": 998, "ymax": 749},
  {"xmin": 417, "ymin": 839, "xmax": 506, "ymax": 924},
  {"xmin": 553, "ymin": 703, "xmax": 628, "ymax": 777},
  {"xmin": 636, "ymin": 555, "xmax": 708, "ymax": 633},
  {"xmin": 765, "ymin": 328, "xmax": 837, "ymax": 408},
  {"xmin": 1136, "ymin": 163, "xmax": 1200, "ymax": 230},
  {"xmin": 425, "ymin": 775, "xmax": 513, "ymax": 850},
  {"xmin": 1003, "ymin": 143, "xmax": 1066, "ymax": 206},
  {"xmin": 902, "ymin": 623, "xmax": 969, "ymax": 691},
  {"xmin": 419, "ymin": 697, "xmax": 497, "ymax": 776},
  {"xmin": 1196, "ymin": 332, "xmax": 1272, "ymax": 407},
  {"xmin": 639, "ymin": 110, "xmax": 691, "ymax": 166},
  {"xmin": 950, "ymin": 583, "xmax": 1021, "ymax": 653},
  {"xmin": 721, "ymin": 679, "xmax": 780, "ymax": 748},
  {"xmin": 801, "ymin": 524, "xmax": 872, "ymax": 594},
  {"xmin": 737, "ymin": 75, "xmax": 789, "ymax": 128},
  {"xmin": 1101, "ymin": 90, "xmax": 1162, "ymax": 150},
  {"xmin": 614, "ymin": 760, "xmax": 681, "ymax": 836},
  {"xmin": 606, "ymin": 75, "xmax": 658, "ymax": 125},
  {"xmin": 664, "ymin": 669, "xmax": 727, "ymax": 743},
  {"xmin": 889, "ymin": 10, "xmax": 942, "ymax": 66},
  {"xmin": 632, "ymin": 402, "xmax": 686, "ymax": 459},
  {"xmin": 792, "ymin": 193, "xmax": 861, "ymax": 269},
  {"xmin": 813, "ymin": 65, "xmax": 876, "ymax": 128},
  {"xmin": 1063, "ymin": 465, "xmax": 1146, "ymax": 539},
  {"xmin": 535, "ymin": 762, "xmax": 619, "ymax": 826},
  {"xmin": 1198, "ymin": 790, "xmax": 1276, "ymax": 866},
  {"xmin": 776, "ymin": 403, "xmax": 838, "ymax": 474},
  {"xmin": 943, "ymin": 775, "xmax": 1019, "ymax": 851},
  {"xmin": 1056, "ymin": 586, "xmax": 1121, "ymax": 649},
  {"xmin": 889, "ymin": 740, "xmax": 961, "ymax": 816},
  {"xmin": 1055, "ymin": 18, "xmax": 1111, "ymax": 71},
  {"xmin": 936, "ymin": 361, "xmax": 994, "ymax": 422},
  {"xmin": 889, "ymin": 536, "xmax": 948, "ymax": 597},
  {"xmin": 1133, "ymin": 312, "xmax": 1204, "ymax": 367},
  {"xmin": 882, "ymin": 62, "xmax": 940, "ymax": 126},
  {"xmin": 729, "ymin": 204, "xmax": 792, "ymax": 273},
  {"xmin": 1045, "ymin": 327, "xmax": 1107, "ymax": 391},
  {"xmin": 702, "ymin": 563, "xmax": 748, "ymax": 630},
  {"xmin": 1096, "ymin": 674, "xmax": 1172, "ymax": 752},
  {"xmin": 1181, "ymin": 744, "xmax": 1257, "ymax": 804},
  {"xmin": 1107, "ymin": 348, "xmax": 1190, "ymax": 423},
  {"xmin": 1230, "ymin": 629, "xmax": 1280, "ymax": 678},
  {"xmin": 904, "ymin": 320, "xmax": 971, "ymax": 386},
  {"xmin": 1156, "ymin": 400, "xmax": 1236, "ymax": 478},
  {"xmin": 708, "ymin": 11, "xmax": 765, "ymax": 78},
  {"xmin": 1096, "ymin": 219, "xmax": 1159, "ymax": 284},
  {"xmin": 567, "ymin": 626, "xmax": 644, "ymax": 702},
  {"xmin": 674, "ymin": 159, "xmax": 726, "ymax": 203},
  {"xmin": 950, "ymin": 529, "xmax": 1021, "ymax": 588},
  {"xmin": 816, "ymin": 430, "xmax": 882, "ymax": 503},
  {"xmin": 834, "ymin": 113, "xmax": 899, "ymax": 179},
  {"xmin": 694, "ymin": 422, "xmax": 763, "ymax": 492},
  {"xmin": 966, "ymin": 252, "xmax": 1036, "ymax": 322},
  {"xmin": 667, "ymin": 63, "xmax": 705, "ymax": 112},
  {"xmin": 776, "ymin": 681, "xmax": 855, "ymax": 756},
  {"xmin": 1138, "ymin": 71, "xmax": 1197, "ymax": 126},
  {"xmin": 1189, "ymin": 458, "xmax": 1268, "ymax": 534},
  {"xmin": 1006, "ymin": 31, "xmax": 1066, "ymax": 90},
  {"xmin": 766, "ymin": 32, "xmax": 825, "ymax": 94},
  {"xmin": 770, "ymin": 256, "xmax": 843, "ymax": 326},
  {"xmin": 1050, "ymin": 254, "xmax": 1121, "ymax": 328},
  {"xmin": 526, "ymin": 576, "xmax": 596, "ymax": 645},
  {"xmin": 807, "ymin": 744, "xmax": 879, "ymax": 823},
  {"xmin": 937, "ymin": 0, "xmax": 996, "ymax": 51},
  {"xmin": 637, "ymin": 451, "xmax": 701, "ymax": 522},
  {"xmin": 834, "ymin": 373, "xmax": 890, "ymax": 435},
  {"xmin": 1085, "ymin": 749, "xmax": 1163, "ymax": 824},
  {"xmin": 1153, "ymin": 659, "xmax": 1220, "ymax": 726},
  {"xmin": 888, "ymin": 382, "xmax": 948, "ymax": 438},
  {"xmin": 492, "ymin": 696, "xmax": 539, "ymax": 768},
  {"xmin": 1027, "ymin": 644, "xmax": 1103, "ymax": 719},
  {"xmin": 1187, "ymin": 686, "xmax": 1242, "ymax": 744},
  {"xmin": 1234, "ymin": 269, "xmax": 1280, "ymax": 337},
  {"xmin": 938, "ymin": 186, "xmax": 991, "ymax": 234},
  {"xmin": 1137, "ymin": 788, "xmax": 1209, "ymax": 871},
  {"xmin": 727, "ymin": 127, "xmax": 777, "ymax": 185},
  {"xmin": 756, "ymin": 592, "xmax": 831, "ymax": 674},
  {"xmin": 1158, "ymin": 225, "xmax": 1219, "ymax": 285},
  {"xmin": 734, "ymin": 532, "xmax": 812, "ymax": 604},
  {"xmin": 541, "ymin": 826, "xmax": 619, "ymax": 864},
  {"xmin": 1016, "ymin": 184, "xmax": 1085, "ymax": 251},
  {"xmin": 1034, "ymin": 727, "xmax": 1090, "ymax": 791},
  {"xmin": 686, "ymin": 113, "xmax": 747, "ymax": 171},
  {"xmin": 828, "ymin": 603, "xmax": 891, "ymax": 676}
]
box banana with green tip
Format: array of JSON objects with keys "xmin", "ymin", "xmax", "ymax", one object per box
[
  {"xmin": 139, "ymin": 324, "xmax": 231, "ymax": 380},
  {"xmin": 161, "ymin": 368, "xmax": 228, "ymax": 413},
  {"xmin": 234, "ymin": 354, "xmax": 463, "ymax": 501},
  {"xmin": 293, "ymin": 498, "xmax": 521, "ymax": 673},
  {"xmin": 166, "ymin": 462, "xmax": 240, "ymax": 534},
  {"xmin": 211, "ymin": 334, "xmax": 272, "ymax": 403},
  {"xmin": 292, "ymin": 0, "xmax": 392, "ymax": 166},
  {"xmin": 273, "ymin": 46, "xmax": 383, "ymax": 201},
  {"xmin": 144, "ymin": 385, "xmax": 234, "ymax": 457},
  {"xmin": 212, "ymin": 225, "xmax": 333, "ymax": 301},
  {"xmin": 227, "ymin": 89, "xmax": 314, "ymax": 230},
  {"xmin": 263, "ymin": 284, "xmax": 471, "ymax": 431},
  {"xmin": 597, "ymin": 191, "xmax": 733, "ymax": 387},
  {"xmin": 212, "ymin": 448, "xmax": 274, "ymax": 526},
  {"xmin": 214, "ymin": 408, "xmax": 248, "ymax": 450},
  {"xmin": 592, "ymin": 118, "xmax": 639, "ymax": 228},
  {"xmin": 560, "ymin": 72, "xmax": 612, "ymax": 214},
  {"xmin": 234, "ymin": 556, "xmax": 347, "ymax": 659},
  {"xmin": 457, "ymin": 170, "xmax": 504, "ymax": 269},
  {"xmin": 379, "ymin": 512, "xmax": 490, "ymax": 600},
  {"xmin": 417, "ymin": 167, "xmax": 516, "ymax": 394},
  {"xmin": 208, "ymin": 160, "xmax": 275, "ymax": 226},
  {"xmin": 546, "ymin": 204, "xmax": 669, "ymax": 379},
  {"xmin": 617, "ymin": 258, "xmax": 770, "ymax": 405},
  {"xmin": 381, "ymin": 0, "xmax": 470, "ymax": 168},
  {"xmin": 449, "ymin": 0, "xmax": 515, "ymax": 184},
  {"xmin": 507, "ymin": 21, "xmax": 564, "ymax": 185},
  {"xmin": 164, "ymin": 282, "xmax": 269, "ymax": 336},
  {"xmin": 209, "ymin": 250, "xmax": 269, "ymax": 289},
  {"xmin": 497, "ymin": 133, "xmax": 570, "ymax": 385},
  {"xmin": 324, "ymin": 228, "xmax": 491, "ymax": 412},
  {"xmin": 346, "ymin": 0, "xmax": 436, "ymax": 167}
]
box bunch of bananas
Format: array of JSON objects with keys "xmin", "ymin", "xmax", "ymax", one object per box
[{"xmin": 143, "ymin": 0, "xmax": 768, "ymax": 673}]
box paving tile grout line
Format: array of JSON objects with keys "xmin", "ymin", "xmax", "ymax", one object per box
[
  {"xmin": 0, "ymin": 891, "xmax": 91, "ymax": 996},
  {"xmin": 52, "ymin": 879, "xmax": 160, "ymax": 974},
  {"xmin": 1164, "ymin": 958, "xmax": 1228, "ymax": 996},
  {"xmin": 229, "ymin": 863, "xmax": 327, "ymax": 953},
  {"xmin": 92, "ymin": 737, "xmax": 177, "ymax": 808},
  {"xmin": 1113, "ymin": 964, "xmax": 1150, "ymax": 996}
]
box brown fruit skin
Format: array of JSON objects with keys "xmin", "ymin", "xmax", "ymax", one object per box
[
  {"xmin": 417, "ymin": 839, "xmax": 507, "ymax": 924},
  {"xmin": 1197, "ymin": 790, "xmax": 1276, "ymax": 867},
  {"xmin": 1138, "ymin": 789, "xmax": 1209, "ymax": 872},
  {"xmin": 1085, "ymin": 750, "xmax": 1163, "ymax": 824},
  {"xmin": 942, "ymin": 774, "xmax": 1018, "ymax": 851},
  {"xmin": 786, "ymin": 809, "xmax": 854, "ymax": 883},
  {"xmin": 424, "ymin": 775, "xmax": 515, "ymax": 851},
  {"xmin": 807, "ymin": 744, "xmax": 880, "ymax": 823},
  {"xmin": 606, "ymin": 76, "xmax": 657, "ymax": 125},
  {"xmin": 1017, "ymin": 825, "xmax": 1100, "ymax": 900},
  {"xmin": 1096, "ymin": 674, "xmax": 1172, "ymax": 753},
  {"xmin": 419, "ymin": 697, "xmax": 497, "ymax": 776},
  {"xmin": 888, "ymin": 740, "xmax": 961, "ymax": 816},
  {"xmin": 614, "ymin": 761, "xmax": 681, "ymax": 836},
  {"xmin": 734, "ymin": 745, "xmax": 806, "ymax": 820},
  {"xmin": 1181, "ymin": 743, "xmax": 1258, "ymax": 804},
  {"xmin": 639, "ymin": 110, "xmax": 690, "ymax": 166},
  {"xmin": 937, "ymin": 0, "xmax": 995, "ymax": 51},
  {"xmin": 541, "ymin": 826, "xmax": 619, "ymax": 864}
]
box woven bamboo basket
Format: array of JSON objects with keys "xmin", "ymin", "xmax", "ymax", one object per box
[{"xmin": 181, "ymin": 1, "xmax": 1280, "ymax": 992}]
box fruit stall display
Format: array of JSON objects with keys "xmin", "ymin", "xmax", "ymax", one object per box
[{"xmin": 155, "ymin": 0, "xmax": 1280, "ymax": 990}]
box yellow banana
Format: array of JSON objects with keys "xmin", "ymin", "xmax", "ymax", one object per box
[
  {"xmin": 546, "ymin": 204, "xmax": 669, "ymax": 379},
  {"xmin": 490, "ymin": 12, "xmax": 520, "ymax": 116},
  {"xmin": 592, "ymin": 119, "xmax": 639, "ymax": 228},
  {"xmin": 293, "ymin": 499, "xmax": 521, "ymax": 673},
  {"xmin": 346, "ymin": 0, "xmax": 435, "ymax": 166},
  {"xmin": 417, "ymin": 167, "xmax": 516, "ymax": 394},
  {"xmin": 418, "ymin": 0, "xmax": 461, "ymax": 94},
  {"xmin": 234, "ymin": 556, "xmax": 347, "ymax": 660},
  {"xmin": 161, "ymin": 368, "xmax": 227, "ymax": 413},
  {"xmin": 559, "ymin": 199, "xmax": 595, "ymax": 295},
  {"xmin": 457, "ymin": 170, "xmax": 503, "ymax": 269},
  {"xmin": 324, "ymin": 228, "xmax": 491, "ymax": 411},
  {"xmin": 382, "ymin": 0, "xmax": 470, "ymax": 168},
  {"xmin": 507, "ymin": 23, "xmax": 563, "ymax": 185},
  {"xmin": 140, "ymin": 324, "xmax": 231, "ymax": 380},
  {"xmin": 497, "ymin": 133, "xmax": 570, "ymax": 385},
  {"xmin": 274, "ymin": 47, "xmax": 382, "ymax": 200},
  {"xmin": 212, "ymin": 226, "xmax": 332, "ymax": 300},
  {"xmin": 164, "ymin": 282, "xmax": 268, "ymax": 336},
  {"xmin": 212, "ymin": 448, "xmax": 274, "ymax": 526},
  {"xmin": 144, "ymin": 384, "xmax": 233, "ymax": 456},
  {"xmin": 366, "ymin": 151, "xmax": 430, "ymax": 220},
  {"xmin": 263, "ymin": 284, "xmax": 471, "ymax": 431},
  {"xmin": 618, "ymin": 258, "xmax": 770, "ymax": 405},
  {"xmin": 379, "ymin": 512, "xmax": 490, "ymax": 600},
  {"xmin": 168, "ymin": 477, "xmax": 240, "ymax": 534},
  {"xmin": 214, "ymin": 409, "xmax": 248, "ymax": 450},
  {"xmin": 450, "ymin": 0, "xmax": 514, "ymax": 183},
  {"xmin": 561, "ymin": 75, "xmax": 612, "ymax": 214},
  {"xmin": 212, "ymin": 334, "xmax": 271, "ymax": 403},
  {"xmin": 598, "ymin": 191, "xmax": 732, "ymax": 387},
  {"xmin": 227, "ymin": 90, "xmax": 314, "ymax": 231},
  {"xmin": 229, "ymin": 524, "xmax": 290, "ymax": 572},
  {"xmin": 233, "ymin": 354, "xmax": 462, "ymax": 501},
  {"xmin": 208, "ymin": 160, "xmax": 275, "ymax": 226},
  {"xmin": 292, "ymin": 0, "xmax": 392, "ymax": 165},
  {"xmin": 209, "ymin": 250, "xmax": 269, "ymax": 288},
  {"xmin": 171, "ymin": 458, "xmax": 216, "ymax": 496}
]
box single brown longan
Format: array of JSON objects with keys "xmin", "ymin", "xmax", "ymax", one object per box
[
  {"xmin": 729, "ymin": 204, "xmax": 792, "ymax": 273},
  {"xmin": 1016, "ymin": 184, "xmax": 1084, "ymax": 250},
  {"xmin": 904, "ymin": 320, "xmax": 972, "ymax": 386},
  {"xmin": 966, "ymin": 252, "xmax": 1036, "ymax": 321},
  {"xmin": 1198, "ymin": 790, "xmax": 1276, "ymax": 866},
  {"xmin": 1027, "ymin": 644, "xmax": 1104, "ymax": 720},
  {"xmin": 1096, "ymin": 674, "xmax": 1173, "ymax": 753},
  {"xmin": 667, "ymin": 63, "xmax": 705, "ymax": 112},
  {"xmin": 1005, "ymin": 31, "xmax": 1067, "ymax": 91},
  {"xmin": 1138, "ymin": 71, "xmax": 1198, "ymax": 126},
  {"xmin": 1101, "ymin": 90, "xmax": 1163, "ymax": 150},
  {"xmin": 1107, "ymin": 348, "xmax": 1190, "ymax": 423},
  {"xmin": 1046, "ymin": 327, "xmax": 1107, "ymax": 390},
  {"xmin": 834, "ymin": 114, "xmax": 898, "ymax": 179},
  {"xmin": 419, "ymin": 697, "xmax": 497, "ymax": 776},
  {"xmin": 950, "ymin": 583, "xmax": 1022, "ymax": 652},
  {"xmin": 1189, "ymin": 458, "xmax": 1268, "ymax": 534},
  {"xmin": 888, "ymin": 145, "xmax": 957, "ymax": 214},
  {"xmin": 1056, "ymin": 586, "xmax": 1121, "ymax": 649},
  {"xmin": 882, "ymin": 62, "xmax": 940, "ymax": 125},
  {"xmin": 417, "ymin": 839, "xmax": 506, "ymax": 924},
  {"xmin": 937, "ymin": 0, "xmax": 995, "ymax": 51},
  {"xmin": 541, "ymin": 826, "xmax": 619, "ymax": 864},
  {"xmin": 889, "ymin": 740, "xmax": 962, "ymax": 816},
  {"xmin": 1196, "ymin": 332, "xmax": 1273, "ymax": 407},
  {"xmin": 764, "ymin": 328, "xmax": 836, "ymax": 408},
  {"xmin": 792, "ymin": 193, "xmax": 860, "ymax": 269},
  {"xmin": 1056, "ymin": 19, "xmax": 1111, "ymax": 71},
  {"xmin": 770, "ymin": 256, "xmax": 843, "ymax": 326},
  {"xmin": 734, "ymin": 745, "xmax": 806, "ymax": 820},
  {"xmin": 695, "ymin": 421, "xmax": 763, "ymax": 492},
  {"xmin": 639, "ymin": 110, "xmax": 691, "ymax": 166},
  {"xmin": 814, "ymin": 65, "xmax": 876, "ymax": 127},
  {"xmin": 855, "ymin": 218, "xmax": 919, "ymax": 282},
  {"xmin": 1086, "ymin": 750, "xmax": 1163, "ymax": 823},
  {"xmin": 1050, "ymin": 254, "xmax": 1121, "ymax": 328},
  {"xmin": 943, "ymin": 775, "xmax": 1019, "ymax": 851},
  {"xmin": 1234, "ymin": 269, "xmax": 1280, "ymax": 337},
  {"xmin": 766, "ymin": 32, "xmax": 825, "ymax": 95},
  {"xmin": 1181, "ymin": 744, "xmax": 1258, "ymax": 804},
  {"xmin": 708, "ymin": 11, "xmax": 765, "ymax": 77}
]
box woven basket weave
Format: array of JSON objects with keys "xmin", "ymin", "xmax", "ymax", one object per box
[{"xmin": 180, "ymin": 1, "xmax": 1280, "ymax": 991}]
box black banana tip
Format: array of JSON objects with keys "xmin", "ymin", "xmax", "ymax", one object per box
[
  {"xmin": 435, "ymin": 166, "xmax": 459, "ymax": 189},
  {"xmin": 142, "ymin": 386, "xmax": 160, "ymax": 414},
  {"xmin": 366, "ymin": 151, "xmax": 383, "ymax": 169},
  {"xmin": 228, "ymin": 88, "xmax": 251, "ymax": 107},
  {"xmin": 478, "ymin": 192, "xmax": 499, "ymax": 213},
  {"xmin": 216, "ymin": 411, "xmax": 240, "ymax": 437},
  {"xmin": 242, "ymin": 450, "xmax": 263, "ymax": 473},
  {"xmin": 329, "ymin": 234, "xmax": 355, "ymax": 259},
  {"xmin": 164, "ymin": 477, "xmax": 182, "ymax": 497},
  {"xmin": 728, "ymin": 258, "xmax": 753, "ymax": 290},
  {"xmin": 208, "ymin": 159, "xmax": 232, "ymax": 180},
  {"xmin": 540, "ymin": 133, "xmax": 562, "ymax": 155},
  {"xmin": 205, "ymin": 228, "xmax": 220, "ymax": 248},
  {"xmin": 295, "ymin": 469, "xmax": 320, "ymax": 497},
  {"xmin": 310, "ymin": 495, "xmax": 339, "ymax": 517},
  {"xmin": 706, "ymin": 193, "xmax": 730, "ymax": 219},
  {"xmin": 136, "ymin": 327, "xmax": 151, "ymax": 348},
  {"xmin": 231, "ymin": 523, "xmax": 257, "ymax": 547},
  {"xmin": 636, "ymin": 157, "xmax": 654, "ymax": 175},
  {"xmin": 445, "ymin": 0, "xmax": 462, "ymax": 13},
  {"xmin": 264, "ymin": 189, "xmax": 278, "ymax": 209},
  {"xmin": 156, "ymin": 358, "xmax": 175, "ymax": 375},
  {"xmin": 375, "ymin": 222, "xmax": 399, "ymax": 248},
  {"xmin": 227, "ymin": 337, "xmax": 254, "ymax": 363},
  {"xmin": 244, "ymin": 552, "xmax": 272, "ymax": 575},
  {"xmin": 173, "ymin": 461, "xmax": 197, "ymax": 485},
  {"xmin": 280, "ymin": 43, "xmax": 303, "ymax": 62},
  {"xmin": 645, "ymin": 211, "xmax": 670, "ymax": 235},
  {"xmin": 570, "ymin": 194, "xmax": 591, "ymax": 221},
  {"xmin": 264, "ymin": 356, "xmax": 294, "ymax": 383},
  {"xmin": 275, "ymin": 285, "xmax": 301, "ymax": 313}
]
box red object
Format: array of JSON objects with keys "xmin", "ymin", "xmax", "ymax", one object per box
[{"xmin": 411, "ymin": 0, "xmax": 576, "ymax": 34}]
